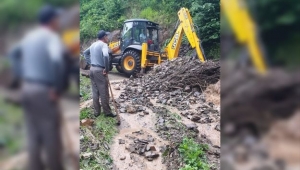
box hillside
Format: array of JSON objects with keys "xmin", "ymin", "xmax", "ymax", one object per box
[{"xmin": 80, "ymin": 0, "xmax": 220, "ymax": 58}]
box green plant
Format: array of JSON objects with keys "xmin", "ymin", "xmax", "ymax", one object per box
[
  {"xmin": 179, "ymin": 138, "xmax": 210, "ymax": 170},
  {"xmin": 94, "ymin": 114, "xmax": 117, "ymax": 143},
  {"xmin": 80, "ymin": 107, "xmax": 91, "ymax": 120}
]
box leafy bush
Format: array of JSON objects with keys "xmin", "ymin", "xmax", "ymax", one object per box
[{"xmin": 179, "ymin": 138, "xmax": 210, "ymax": 170}]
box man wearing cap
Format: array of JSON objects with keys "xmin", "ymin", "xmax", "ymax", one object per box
[
  {"xmin": 8, "ymin": 5, "xmax": 65, "ymax": 170},
  {"xmin": 83, "ymin": 30, "xmax": 116, "ymax": 118}
]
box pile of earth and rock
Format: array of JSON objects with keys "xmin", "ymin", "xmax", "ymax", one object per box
[
  {"xmin": 112, "ymin": 57, "xmax": 221, "ymax": 169},
  {"xmin": 221, "ymin": 63, "xmax": 300, "ymax": 170},
  {"xmin": 115, "ymin": 57, "xmax": 220, "ymax": 127}
]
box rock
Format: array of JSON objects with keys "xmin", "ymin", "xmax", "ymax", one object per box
[
  {"xmin": 126, "ymin": 145, "xmax": 136, "ymax": 153},
  {"xmin": 143, "ymin": 111, "xmax": 149, "ymax": 115},
  {"xmin": 119, "ymin": 139, "xmax": 125, "ymax": 144},
  {"xmin": 137, "ymin": 88, "xmax": 143, "ymax": 94},
  {"xmin": 120, "ymin": 156, "xmax": 126, "ymax": 160},
  {"xmin": 208, "ymin": 102, "xmax": 214, "ymax": 107},
  {"xmin": 193, "ymin": 91, "xmax": 201, "ymax": 97},
  {"xmin": 119, "ymin": 99, "xmax": 125, "ymax": 103},
  {"xmin": 181, "ymin": 112, "xmax": 188, "ymax": 116},
  {"xmin": 147, "ymin": 136, "xmax": 154, "ymax": 142},
  {"xmin": 120, "ymin": 108, "xmax": 126, "ymax": 113},
  {"xmin": 80, "ymin": 119, "xmax": 94, "ymax": 126},
  {"xmin": 162, "ymin": 99, "xmax": 167, "ymax": 104},
  {"xmin": 137, "ymin": 106, "xmax": 144, "ymax": 112},
  {"xmin": 159, "ymin": 146, "xmax": 167, "ymax": 153},
  {"xmin": 147, "ymin": 157, "xmax": 154, "ymax": 161},
  {"xmin": 139, "ymin": 112, "xmax": 145, "ymax": 117},
  {"xmin": 191, "ymin": 115, "xmax": 201, "ymax": 122},
  {"xmin": 186, "ymin": 123, "xmax": 198, "ymax": 130},
  {"xmin": 114, "ymin": 85, "xmax": 120, "ymax": 90},
  {"xmin": 126, "ymin": 105, "xmax": 137, "ymax": 113},
  {"xmin": 139, "ymin": 145, "xmax": 146, "ymax": 155},
  {"xmin": 184, "ymin": 86, "xmax": 191, "ymax": 92},
  {"xmin": 215, "ymin": 124, "xmax": 221, "ymax": 131},
  {"xmin": 146, "ymin": 145, "xmax": 151, "ymax": 151},
  {"xmin": 90, "ymin": 143, "xmax": 98, "ymax": 151},
  {"xmin": 202, "ymin": 109, "xmax": 210, "ymax": 114},
  {"xmin": 104, "ymin": 142, "xmax": 110, "ymax": 150},
  {"xmin": 158, "ymin": 117, "xmax": 165, "ymax": 124},
  {"xmin": 150, "ymin": 146, "xmax": 157, "ymax": 151},
  {"xmin": 82, "ymin": 152, "xmax": 93, "ymax": 159},
  {"xmin": 138, "ymin": 139, "xmax": 149, "ymax": 144},
  {"xmin": 144, "ymin": 151, "xmax": 159, "ymax": 159}
]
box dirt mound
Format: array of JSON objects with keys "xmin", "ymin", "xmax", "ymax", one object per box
[
  {"xmin": 203, "ymin": 80, "xmax": 220, "ymax": 106},
  {"xmin": 115, "ymin": 58, "xmax": 221, "ymax": 169},
  {"xmin": 221, "ymin": 68, "xmax": 300, "ymax": 134},
  {"xmin": 108, "ymin": 30, "xmax": 121, "ymax": 42},
  {"xmin": 143, "ymin": 57, "xmax": 220, "ymax": 93}
]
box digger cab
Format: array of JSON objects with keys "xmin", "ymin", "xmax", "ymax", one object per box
[
  {"xmin": 120, "ymin": 19, "xmax": 160, "ymax": 52},
  {"xmin": 110, "ymin": 19, "xmax": 161, "ymax": 77}
]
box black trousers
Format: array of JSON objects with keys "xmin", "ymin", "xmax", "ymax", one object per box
[
  {"xmin": 89, "ymin": 66, "xmax": 112, "ymax": 115},
  {"xmin": 22, "ymin": 82, "xmax": 64, "ymax": 170}
]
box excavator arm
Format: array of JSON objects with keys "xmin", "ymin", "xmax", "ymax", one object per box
[
  {"xmin": 221, "ymin": 0, "xmax": 267, "ymax": 74},
  {"xmin": 165, "ymin": 8, "xmax": 206, "ymax": 62}
]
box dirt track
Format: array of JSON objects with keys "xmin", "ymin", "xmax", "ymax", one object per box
[{"xmin": 107, "ymin": 72, "xmax": 220, "ymax": 169}]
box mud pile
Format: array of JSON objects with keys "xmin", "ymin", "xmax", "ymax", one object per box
[
  {"xmin": 115, "ymin": 58, "xmax": 221, "ymax": 169},
  {"xmin": 143, "ymin": 57, "xmax": 220, "ymax": 92},
  {"xmin": 221, "ymin": 67, "xmax": 300, "ymax": 170},
  {"xmin": 222, "ymin": 68, "xmax": 300, "ymax": 134}
]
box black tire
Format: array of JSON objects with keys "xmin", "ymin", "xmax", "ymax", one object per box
[
  {"xmin": 121, "ymin": 50, "xmax": 141, "ymax": 77},
  {"xmin": 115, "ymin": 65, "xmax": 123, "ymax": 73}
]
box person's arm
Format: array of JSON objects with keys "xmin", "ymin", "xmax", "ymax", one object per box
[
  {"xmin": 102, "ymin": 43, "xmax": 110, "ymax": 74},
  {"xmin": 83, "ymin": 47, "xmax": 91, "ymax": 65},
  {"xmin": 8, "ymin": 43, "xmax": 23, "ymax": 79},
  {"xmin": 48, "ymin": 34, "xmax": 64, "ymax": 95}
]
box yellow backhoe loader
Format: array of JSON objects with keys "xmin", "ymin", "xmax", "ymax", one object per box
[{"xmin": 108, "ymin": 8, "xmax": 206, "ymax": 77}]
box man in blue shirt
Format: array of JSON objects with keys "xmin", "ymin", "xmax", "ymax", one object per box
[
  {"xmin": 8, "ymin": 5, "xmax": 65, "ymax": 170},
  {"xmin": 83, "ymin": 30, "xmax": 116, "ymax": 118}
]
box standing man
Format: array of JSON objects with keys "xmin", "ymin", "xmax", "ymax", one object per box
[
  {"xmin": 83, "ymin": 30, "xmax": 116, "ymax": 118},
  {"xmin": 8, "ymin": 5, "xmax": 65, "ymax": 170}
]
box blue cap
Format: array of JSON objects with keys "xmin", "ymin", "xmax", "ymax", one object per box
[
  {"xmin": 38, "ymin": 5, "xmax": 60, "ymax": 24},
  {"xmin": 97, "ymin": 30, "xmax": 110, "ymax": 39}
]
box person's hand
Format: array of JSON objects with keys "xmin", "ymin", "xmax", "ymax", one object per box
[
  {"xmin": 103, "ymin": 69, "xmax": 107, "ymax": 76},
  {"xmin": 49, "ymin": 88, "xmax": 59, "ymax": 102}
]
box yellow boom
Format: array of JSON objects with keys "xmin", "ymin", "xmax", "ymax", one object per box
[
  {"xmin": 221, "ymin": 0, "xmax": 267, "ymax": 74},
  {"xmin": 165, "ymin": 8, "xmax": 206, "ymax": 62}
]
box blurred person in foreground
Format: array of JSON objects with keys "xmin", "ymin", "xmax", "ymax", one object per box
[
  {"xmin": 83, "ymin": 30, "xmax": 117, "ymax": 118},
  {"xmin": 8, "ymin": 5, "xmax": 65, "ymax": 170}
]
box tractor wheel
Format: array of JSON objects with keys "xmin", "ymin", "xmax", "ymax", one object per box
[
  {"xmin": 115, "ymin": 65, "xmax": 123, "ymax": 73},
  {"xmin": 121, "ymin": 50, "xmax": 141, "ymax": 77}
]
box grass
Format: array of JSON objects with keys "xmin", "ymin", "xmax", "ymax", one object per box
[
  {"xmin": 94, "ymin": 115, "xmax": 117, "ymax": 143},
  {"xmin": 179, "ymin": 138, "xmax": 210, "ymax": 170},
  {"xmin": 79, "ymin": 115, "xmax": 118, "ymax": 170},
  {"xmin": 80, "ymin": 107, "xmax": 92, "ymax": 120},
  {"xmin": 79, "ymin": 73, "xmax": 118, "ymax": 170},
  {"xmin": 0, "ymin": 96, "xmax": 24, "ymax": 161},
  {"xmin": 171, "ymin": 112, "xmax": 182, "ymax": 120},
  {"xmin": 80, "ymin": 75, "xmax": 92, "ymax": 102}
]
